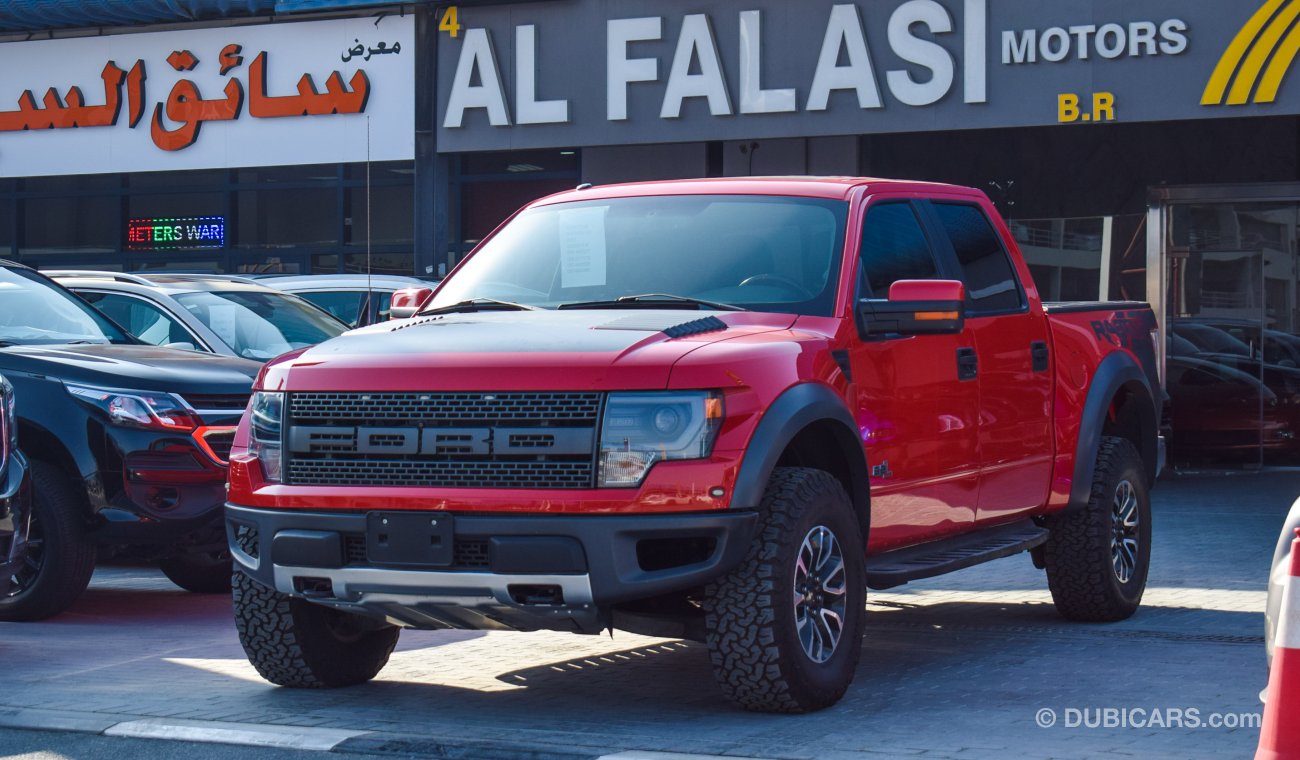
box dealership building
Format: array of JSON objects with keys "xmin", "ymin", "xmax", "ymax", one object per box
[{"xmin": 2, "ymin": 0, "xmax": 1300, "ymax": 465}]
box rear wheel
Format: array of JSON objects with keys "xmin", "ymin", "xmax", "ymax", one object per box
[
  {"xmin": 0, "ymin": 461, "xmax": 96, "ymax": 622},
  {"xmin": 1044, "ymin": 436, "xmax": 1151, "ymax": 622},
  {"xmin": 702, "ymin": 467, "xmax": 866, "ymax": 713},
  {"xmin": 159, "ymin": 550, "xmax": 232, "ymax": 594},
  {"xmin": 233, "ymin": 571, "xmax": 400, "ymax": 688}
]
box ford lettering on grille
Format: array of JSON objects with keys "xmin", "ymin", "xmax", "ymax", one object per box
[{"xmin": 284, "ymin": 392, "xmax": 601, "ymax": 489}]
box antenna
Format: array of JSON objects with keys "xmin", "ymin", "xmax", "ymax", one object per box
[{"xmin": 366, "ymin": 115, "xmax": 374, "ymax": 324}]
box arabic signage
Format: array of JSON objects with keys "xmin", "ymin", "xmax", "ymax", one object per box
[
  {"xmin": 127, "ymin": 216, "xmax": 226, "ymax": 251},
  {"xmin": 435, "ymin": 0, "xmax": 1298, "ymax": 152},
  {"xmin": 0, "ymin": 15, "xmax": 413, "ymax": 177}
]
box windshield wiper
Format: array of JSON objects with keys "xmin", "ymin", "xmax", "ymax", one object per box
[
  {"xmin": 558, "ymin": 293, "xmax": 746, "ymax": 312},
  {"xmin": 420, "ymin": 298, "xmax": 541, "ymax": 315}
]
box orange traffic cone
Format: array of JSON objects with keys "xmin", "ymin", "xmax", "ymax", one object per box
[{"xmin": 1259, "ymin": 529, "xmax": 1300, "ymax": 760}]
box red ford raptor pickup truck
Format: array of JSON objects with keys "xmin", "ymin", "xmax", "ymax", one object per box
[{"xmin": 225, "ymin": 178, "xmax": 1164, "ymax": 713}]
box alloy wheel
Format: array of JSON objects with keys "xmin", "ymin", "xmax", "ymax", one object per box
[
  {"xmin": 793, "ymin": 525, "xmax": 848, "ymax": 663},
  {"xmin": 1110, "ymin": 479, "xmax": 1141, "ymax": 584}
]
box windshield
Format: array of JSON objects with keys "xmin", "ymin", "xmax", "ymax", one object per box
[
  {"xmin": 431, "ymin": 195, "xmax": 850, "ymax": 316},
  {"xmin": 0, "ymin": 267, "xmax": 132, "ymax": 346},
  {"xmin": 174, "ymin": 291, "xmax": 346, "ymax": 360}
]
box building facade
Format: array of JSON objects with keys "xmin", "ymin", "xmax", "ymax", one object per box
[{"xmin": 4, "ymin": 0, "xmax": 1300, "ymax": 466}]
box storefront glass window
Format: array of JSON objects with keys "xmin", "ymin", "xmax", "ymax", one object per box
[
  {"xmin": 128, "ymin": 193, "xmax": 224, "ymax": 222},
  {"xmin": 347, "ymin": 184, "xmax": 414, "ymax": 245},
  {"xmin": 1164, "ymin": 201, "xmax": 1300, "ymax": 469},
  {"xmin": 20, "ymin": 195, "xmax": 118, "ymax": 255},
  {"xmin": 343, "ymin": 252, "xmax": 413, "ymax": 276},
  {"xmin": 237, "ymin": 188, "xmax": 338, "ymax": 248}
]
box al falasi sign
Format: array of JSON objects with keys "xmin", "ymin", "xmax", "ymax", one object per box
[{"xmin": 0, "ymin": 14, "xmax": 414, "ymax": 177}]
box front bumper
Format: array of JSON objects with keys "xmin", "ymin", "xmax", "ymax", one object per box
[
  {"xmin": 0, "ymin": 451, "xmax": 33, "ymax": 597},
  {"xmin": 226, "ymin": 504, "xmax": 758, "ymax": 634}
]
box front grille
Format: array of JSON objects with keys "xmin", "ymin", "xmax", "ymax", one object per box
[
  {"xmin": 201, "ymin": 430, "xmax": 236, "ymax": 463},
  {"xmin": 288, "ymin": 459, "xmax": 594, "ymax": 488},
  {"xmin": 284, "ymin": 391, "xmax": 601, "ymax": 489},
  {"xmin": 184, "ymin": 393, "xmax": 252, "ymax": 411},
  {"xmin": 342, "ymin": 534, "xmax": 492, "ymax": 569},
  {"xmin": 289, "ymin": 392, "xmax": 601, "ymax": 423}
]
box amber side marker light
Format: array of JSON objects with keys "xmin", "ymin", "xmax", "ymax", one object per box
[{"xmin": 914, "ymin": 311, "xmax": 960, "ymax": 321}]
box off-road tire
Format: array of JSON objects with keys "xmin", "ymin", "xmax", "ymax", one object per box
[
  {"xmin": 232, "ymin": 570, "xmax": 400, "ymax": 688},
  {"xmin": 159, "ymin": 550, "xmax": 233, "ymax": 594},
  {"xmin": 1044, "ymin": 436, "xmax": 1151, "ymax": 622},
  {"xmin": 0, "ymin": 461, "xmax": 96, "ymax": 622},
  {"xmin": 702, "ymin": 467, "xmax": 867, "ymax": 713}
]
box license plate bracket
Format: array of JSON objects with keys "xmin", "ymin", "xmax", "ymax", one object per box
[{"xmin": 366, "ymin": 512, "xmax": 454, "ymax": 567}]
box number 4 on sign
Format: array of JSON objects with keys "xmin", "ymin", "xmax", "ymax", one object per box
[{"xmin": 439, "ymin": 6, "xmax": 461, "ymax": 38}]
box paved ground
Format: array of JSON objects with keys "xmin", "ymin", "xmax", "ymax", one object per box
[{"xmin": 0, "ymin": 471, "xmax": 1290, "ymax": 760}]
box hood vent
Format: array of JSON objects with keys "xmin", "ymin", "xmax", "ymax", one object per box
[
  {"xmin": 663, "ymin": 316, "xmax": 728, "ymax": 339},
  {"xmin": 391, "ymin": 315, "xmax": 449, "ymax": 331}
]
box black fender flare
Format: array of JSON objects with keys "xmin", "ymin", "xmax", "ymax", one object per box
[
  {"xmin": 1068, "ymin": 351, "xmax": 1159, "ymax": 511},
  {"xmin": 730, "ymin": 384, "xmax": 870, "ymax": 529}
]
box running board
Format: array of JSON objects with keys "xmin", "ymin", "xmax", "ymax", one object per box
[{"xmin": 865, "ymin": 519, "xmax": 1049, "ymax": 590}]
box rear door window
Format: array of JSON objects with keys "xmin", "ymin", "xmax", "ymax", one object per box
[
  {"xmin": 77, "ymin": 291, "xmax": 201, "ymax": 349},
  {"xmin": 858, "ymin": 202, "xmax": 940, "ymax": 298},
  {"xmin": 931, "ymin": 203, "xmax": 1024, "ymax": 314}
]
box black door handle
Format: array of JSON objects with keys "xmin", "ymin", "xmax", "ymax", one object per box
[
  {"xmin": 1031, "ymin": 341, "xmax": 1050, "ymax": 373},
  {"xmin": 957, "ymin": 347, "xmax": 978, "ymax": 381}
]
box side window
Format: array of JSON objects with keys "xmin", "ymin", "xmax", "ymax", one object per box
[
  {"xmin": 300, "ymin": 291, "xmax": 366, "ymax": 328},
  {"xmin": 79, "ymin": 292, "xmax": 195, "ymax": 348},
  {"xmin": 859, "ymin": 202, "xmax": 939, "ymax": 298},
  {"xmin": 931, "ymin": 203, "xmax": 1024, "ymax": 314}
]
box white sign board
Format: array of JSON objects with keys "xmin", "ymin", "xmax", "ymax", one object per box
[{"xmin": 0, "ymin": 15, "xmax": 414, "ymax": 177}]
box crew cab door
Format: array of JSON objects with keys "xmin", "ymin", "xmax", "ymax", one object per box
[
  {"xmin": 921, "ymin": 199, "xmax": 1054, "ymax": 522},
  {"xmin": 848, "ymin": 198, "xmax": 979, "ymax": 552}
]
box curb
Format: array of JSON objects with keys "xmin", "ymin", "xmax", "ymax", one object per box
[{"xmin": 0, "ymin": 708, "xmax": 775, "ymax": 760}]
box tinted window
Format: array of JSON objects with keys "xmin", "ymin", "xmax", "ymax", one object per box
[
  {"xmin": 859, "ymin": 203, "xmax": 937, "ymax": 297},
  {"xmin": 0, "ymin": 268, "xmax": 131, "ymax": 345},
  {"xmin": 300, "ymin": 291, "xmax": 367, "ymax": 328},
  {"xmin": 933, "ymin": 203, "xmax": 1023, "ymax": 313},
  {"xmin": 79, "ymin": 292, "xmax": 198, "ymax": 348},
  {"xmin": 174, "ymin": 291, "xmax": 346, "ymax": 361}
]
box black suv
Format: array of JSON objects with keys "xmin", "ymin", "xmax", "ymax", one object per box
[
  {"xmin": 0, "ymin": 261, "xmax": 260, "ymax": 620},
  {"xmin": 1, "ymin": 373, "xmax": 31, "ymax": 599}
]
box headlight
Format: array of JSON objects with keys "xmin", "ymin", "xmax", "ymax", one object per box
[
  {"xmin": 248, "ymin": 391, "xmax": 283, "ymax": 483},
  {"xmin": 66, "ymin": 383, "xmax": 201, "ymax": 431},
  {"xmin": 598, "ymin": 391, "xmax": 723, "ymax": 487}
]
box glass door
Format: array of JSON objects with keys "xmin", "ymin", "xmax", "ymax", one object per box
[{"xmin": 1159, "ymin": 193, "xmax": 1300, "ymax": 468}]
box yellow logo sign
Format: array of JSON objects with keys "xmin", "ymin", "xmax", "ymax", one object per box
[{"xmin": 1203, "ymin": 0, "xmax": 1300, "ymax": 106}]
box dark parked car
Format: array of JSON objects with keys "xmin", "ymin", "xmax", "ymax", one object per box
[
  {"xmin": 0, "ymin": 373, "xmax": 31, "ymax": 599},
  {"xmin": 0, "ymin": 261, "xmax": 260, "ymax": 620},
  {"xmin": 252, "ymin": 274, "xmax": 433, "ymax": 327},
  {"xmin": 48, "ymin": 272, "xmax": 348, "ymax": 361}
]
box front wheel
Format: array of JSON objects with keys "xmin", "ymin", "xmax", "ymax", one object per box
[
  {"xmin": 233, "ymin": 571, "xmax": 400, "ymax": 688},
  {"xmin": 1044, "ymin": 436, "xmax": 1152, "ymax": 622},
  {"xmin": 702, "ymin": 467, "xmax": 867, "ymax": 713},
  {"xmin": 0, "ymin": 461, "xmax": 96, "ymax": 622}
]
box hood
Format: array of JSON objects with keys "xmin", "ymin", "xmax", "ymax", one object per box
[
  {"xmin": 262, "ymin": 309, "xmax": 798, "ymax": 391},
  {"xmin": 0, "ymin": 344, "xmax": 260, "ymax": 394}
]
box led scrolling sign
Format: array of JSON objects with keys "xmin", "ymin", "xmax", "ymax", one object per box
[
  {"xmin": 0, "ymin": 41, "xmax": 395, "ymax": 152},
  {"xmin": 127, "ymin": 216, "xmax": 226, "ymax": 251}
]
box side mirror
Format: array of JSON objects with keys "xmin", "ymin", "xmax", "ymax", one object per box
[
  {"xmin": 163, "ymin": 341, "xmax": 197, "ymax": 351},
  {"xmin": 858, "ymin": 279, "xmax": 965, "ymax": 338},
  {"xmin": 389, "ymin": 287, "xmax": 433, "ymax": 320}
]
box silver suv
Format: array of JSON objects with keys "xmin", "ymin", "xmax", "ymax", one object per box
[{"xmin": 48, "ymin": 272, "xmax": 348, "ymax": 362}]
